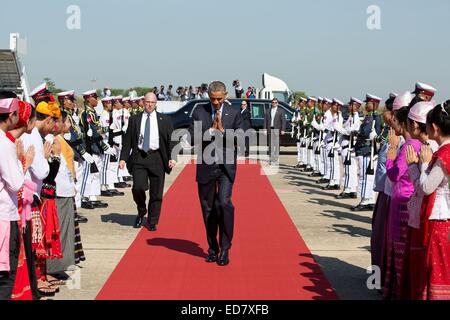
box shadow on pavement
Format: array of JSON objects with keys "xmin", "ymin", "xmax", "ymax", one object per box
[
  {"xmin": 101, "ymin": 213, "xmax": 136, "ymax": 226},
  {"xmin": 147, "ymin": 238, "xmax": 206, "ymax": 258},
  {"xmin": 308, "ymin": 198, "xmax": 355, "ymax": 210},
  {"xmin": 307, "ymin": 253, "xmax": 381, "ymax": 300},
  {"xmin": 329, "ymin": 224, "xmax": 372, "ymax": 238},
  {"xmin": 320, "ymin": 209, "xmax": 372, "ymax": 225}
]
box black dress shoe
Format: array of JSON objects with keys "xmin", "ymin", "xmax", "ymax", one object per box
[
  {"xmin": 336, "ymin": 192, "xmax": 357, "ymax": 199},
  {"xmin": 147, "ymin": 224, "xmax": 157, "ymax": 232},
  {"xmin": 310, "ymin": 172, "xmax": 322, "ymax": 177},
  {"xmin": 322, "ymin": 185, "xmax": 340, "ymax": 191},
  {"xmin": 109, "ymin": 189, "xmax": 125, "ymax": 196},
  {"xmin": 114, "ymin": 182, "xmax": 128, "ymax": 189},
  {"xmin": 352, "ymin": 204, "xmax": 375, "ymax": 212},
  {"xmin": 75, "ymin": 215, "xmax": 88, "ymax": 223},
  {"xmin": 91, "ymin": 201, "xmax": 108, "ymax": 208},
  {"xmin": 217, "ymin": 250, "xmax": 230, "ymax": 266},
  {"xmin": 119, "ymin": 182, "xmax": 131, "ymax": 188},
  {"xmin": 303, "ymin": 167, "xmax": 314, "ymax": 172},
  {"xmin": 317, "ymin": 178, "xmax": 330, "ymax": 184},
  {"xmin": 134, "ymin": 216, "xmax": 144, "ymax": 228},
  {"xmin": 101, "ymin": 190, "xmax": 115, "ymax": 197},
  {"xmin": 205, "ymin": 251, "xmax": 218, "ymax": 263},
  {"xmin": 81, "ymin": 201, "xmax": 94, "ymax": 209}
]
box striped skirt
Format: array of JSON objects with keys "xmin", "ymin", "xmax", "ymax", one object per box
[
  {"xmin": 384, "ymin": 201, "xmax": 411, "ymax": 300},
  {"xmin": 73, "ymin": 199, "xmax": 86, "ymax": 264}
]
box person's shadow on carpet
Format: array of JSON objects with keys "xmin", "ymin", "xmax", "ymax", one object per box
[{"xmin": 147, "ymin": 238, "xmax": 206, "ymax": 258}]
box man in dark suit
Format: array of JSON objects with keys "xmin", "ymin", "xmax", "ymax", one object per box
[
  {"xmin": 240, "ymin": 100, "xmax": 252, "ymax": 157},
  {"xmin": 120, "ymin": 92, "xmax": 176, "ymax": 230},
  {"xmin": 183, "ymin": 81, "xmax": 243, "ymax": 266},
  {"xmin": 264, "ymin": 98, "xmax": 286, "ymax": 164}
]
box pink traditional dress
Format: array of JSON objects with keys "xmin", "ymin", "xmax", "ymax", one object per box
[{"xmin": 384, "ymin": 138, "xmax": 422, "ymax": 299}]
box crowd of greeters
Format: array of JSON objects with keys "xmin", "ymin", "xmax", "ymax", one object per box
[{"xmin": 291, "ymin": 82, "xmax": 449, "ymax": 300}]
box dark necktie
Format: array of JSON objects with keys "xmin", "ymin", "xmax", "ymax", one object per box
[{"xmin": 143, "ymin": 113, "xmax": 151, "ymax": 152}]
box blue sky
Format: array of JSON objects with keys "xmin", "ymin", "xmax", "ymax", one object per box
[{"xmin": 1, "ymin": 0, "xmax": 449, "ymax": 102}]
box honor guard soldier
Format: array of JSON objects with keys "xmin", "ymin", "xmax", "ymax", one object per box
[
  {"xmin": 309, "ymin": 97, "xmax": 323, "ymax": 177},
  {"xmin": 130, "ymin": 98, "xmax": 140, "ymax": 116},
  {"xmin": 335, "ymin": 97, "xmax": 363, "ymax": 199},
  {"xmin": 312, "ymin": 97, "xmax": 332, "ymax": 183},
  {"xmin": 322, "ymin": 99, "xmax": 343, "ymax": 190},
  {"xmin": 409, "ymin": 82, "xmax": 436, "ymax": 108},
  {"xmin": 352, "ymin": 94, "xmax": 382, "ymax": 211},
  {"xmin": 112, "ymin": 97, "xmax": 132, "ymax": 186},
  {"xmin": 99, "ymin": 97, "xmax": 124, "ymax": 197},
  {"xmin": 57, "ymin": 90, "xmax": 95, "ymax": 211},
  {"xmin": 79, "ymin": 90, "xmax": 116, "ymax": 208},
  {"xmin": 302, "ymin": 96, "xmax": 317, "ymax": 173},
  {"xmin": 293, "ymin": 97, "xmax": 306, "ymax": 168},
  {"xmin": 137, "ymin": 96, "xmax": 145, "ymax": 113}
]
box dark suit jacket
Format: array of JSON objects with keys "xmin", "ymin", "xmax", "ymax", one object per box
[
  {"xmin": 188, "ymin": 102, "xmax": 243, "ymax": 184},
  {"xmin": 120, "ymin": 111, "xmax": 175, "ymax": 174},
  {"xmin": 241, "ymin": 107, "xmax": 252, "ymax": 131},
  {"xmin": 264, "ymin": 107, "xmax": 286, "ymax": 132}
]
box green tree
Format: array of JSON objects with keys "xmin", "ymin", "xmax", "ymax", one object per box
[
  {"xmin": 292, "ymin": 91, "xmax": 307, "ymax": 104},
  {"xmin": 43, "ymin": 77, "xmax": 64, "ymax": 95}
]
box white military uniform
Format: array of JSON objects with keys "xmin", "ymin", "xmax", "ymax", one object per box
[
  {"xmin": 112, "ymin": 107, "xmax": 131, "ymax": 181},
  {"xmin": 99, "ymin": 108, "xmax": 119, "ymax": 190},
  {"xmin": 336, "ymin": 110, "xmax": 361, "ymax": 193},
  {"xmin": 326, "ymin": 109, "xmax": 343, "ymax": 186}
]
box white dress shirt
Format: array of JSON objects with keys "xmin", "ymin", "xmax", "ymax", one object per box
[
  {"xmin": 0, "ymin": 129, "xmax": 24, "ymax": 222},
  {"xmin": 270, "ymin": 107, "xmax": 278, "ymax": 128},
  {"xmin": 21, "ymin": 127, "xmax": 49, "ymax": 197},
  {"xmin": 139, "ymin": 111, "xmax": 159, "ymax": 151}
]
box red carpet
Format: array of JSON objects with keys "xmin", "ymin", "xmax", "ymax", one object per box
[{"xmin": 96, "ymin": 162, "xmax": 337, "ymax": 300}]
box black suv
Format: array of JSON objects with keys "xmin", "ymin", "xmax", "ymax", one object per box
[{"xmin": 165, "ymin": 99, "xmax": 296, "ymax": 146}]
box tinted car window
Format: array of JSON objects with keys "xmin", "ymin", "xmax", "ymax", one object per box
[
  {"xmin": 189, "ymin": 102, "xmax": 209, "ymax": 118},
  {"xmin": 251, "ymin": 103, "xmax": 265, "ymax": 119}
]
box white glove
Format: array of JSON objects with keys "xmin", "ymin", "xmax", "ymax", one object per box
[
  {"xmin": 104, "ymin": 147, "xmax": 116, "ymax": 156},
  {"xmin": 82, "ymin": 153, "xmax": 95, "ymax": 164},
  {"xmin": 122, "ymin": 126, "xmax": 128, "ymax": 133},
  {"xmin": 333, "ymin": 143, "xmax": 341, "ymax": 150},
  {"xmin": 63, "ymin": 132, "xmax": 72, "ymax": 140},
  {"xmin": 87, "ymin": 128, "xmax": 93, "ymax": 137},
  {"xmin": 369, "ymin": 130, "xmax": 377, "ymax": 140}
]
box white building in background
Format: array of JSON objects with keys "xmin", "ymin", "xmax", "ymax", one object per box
[{"xmin": 0, "ymin": 33, "xmax": 30, "ymax": 101}]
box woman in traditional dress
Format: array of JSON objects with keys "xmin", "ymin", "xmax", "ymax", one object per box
[
  {"xmin": 7, "ymin": 101, "xmax": 37, "ymax": 300},
  {"xmin": 35, "ymin": 108, "xmax": 63, "ymax": 293},
  {"xmin": 47, "ymin": 111, "xmax": 76, "ymax": 282},
  {"xmin": 384, "ymin": 92, "xmax": 422, "ymax": 299},
  {"xmin": 371, "ymin": 96, "xmax": 394, "ymax": 290},
  {"xmin": 405, "ymin": 101, "xmax": 438, "ymax": 299},
  {"xmin": 407, "ymin": 101, "xmax": 450, "ymax": 300}
]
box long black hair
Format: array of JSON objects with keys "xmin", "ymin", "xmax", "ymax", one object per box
[{"xmin": 427, "ymin": 100, "xmax": 450, "ymax": 136}]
